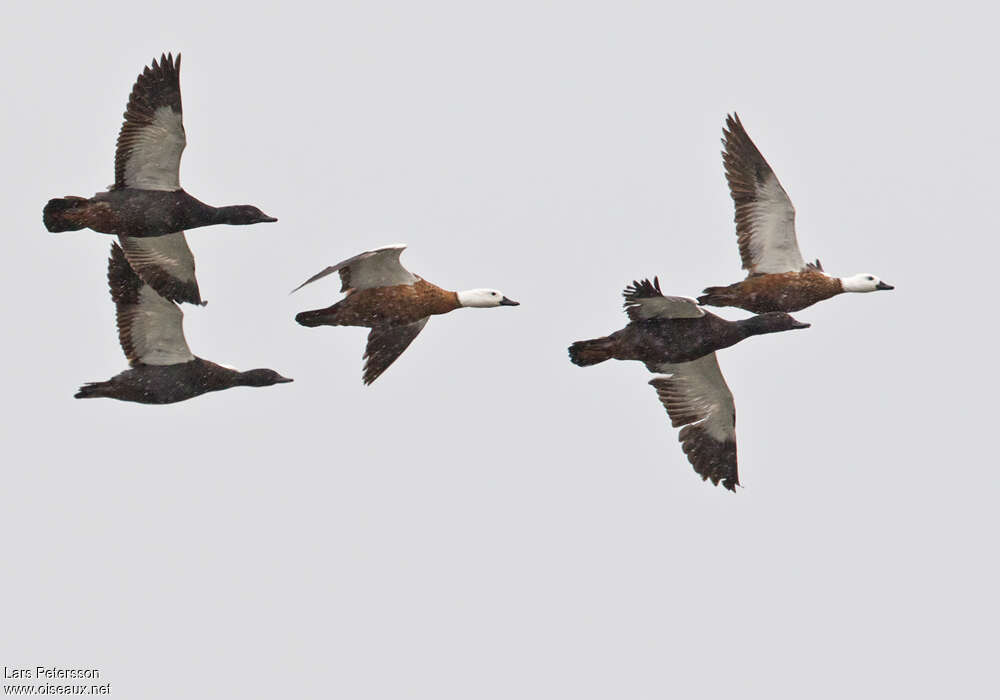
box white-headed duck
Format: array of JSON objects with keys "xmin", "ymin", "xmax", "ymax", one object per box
[
  {"xmin": 293, "ymin": 244, "xmax": 519, "ymax": 384},
  {"xmin": 698, "ymin": 114, "xmax": 893, "ymax": 313}
]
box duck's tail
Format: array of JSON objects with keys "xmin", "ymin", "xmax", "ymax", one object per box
[
  {"xmin": 568, "ymin": 336, "xmax": 617, "ymax": 367},
  {"xmin": 697, "ymin": 284, "xmax": 738, "ymax": 308},
  {"xmin": 74, "ymin": 381, "xmax": 113, "ymax": 399},
  {"xmin": 43, "ymin": 197, "xmax": 90, "ymax": 232}
]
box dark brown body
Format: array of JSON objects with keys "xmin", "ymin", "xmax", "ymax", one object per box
[
  {"xmin": 573, "ymin": 313, "xmax": 755, "ymax": 367},
  {"xmin": 699, "ymin": 269, "xmax": 843, "ymax": 313},
  {"xmin": 569, "ymin": 308, "xmax": 808, "ymax": 369},
  {"xmin": 44, "ymin": 189, "xmax": 218, "ymax": 237},
  {"xmin": 296, "ymin": 279, "xmax": 461, "ymax": 328},
  {"xmin": 75, "ymin": 358, "xmax": 286, "ymax": 404}
]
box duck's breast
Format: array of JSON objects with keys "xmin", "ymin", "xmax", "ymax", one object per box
[
  {"xmin": 622, "ymin": 318, "xmax": 721, "ymax": 364},
  {"xmin": 739, "ymin": 270, "xmax": 841, "ymax": 312},
  {"xmin": 340, "ymin": 280, "xmax": 458, "ymax": 326}
]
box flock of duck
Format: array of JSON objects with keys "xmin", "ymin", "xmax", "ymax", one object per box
[{"xmin": 44, "ymin": 53, "xmax": 893, "ymax": 490}]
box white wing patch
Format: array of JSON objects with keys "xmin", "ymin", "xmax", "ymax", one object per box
[
  {"xmin": 119, "ymin": 232, "xmax": 196, "ymax": 282},
  {"xmin": 122, "ymin": 106, "xmax": 186, "ymax": 191},
  {"xmin": 123, "ymin": 286, "xmax": 194, "ymax": 365},
  {"xmin": 627, "ymin": 295, "xmax": 705, "ymax": 321},
  {"xmin": 723, "ymin": 114, "xmax": 806, "ymax": 275},
  {"xmin": 647, "ymin": 352, "xmax": 739, "ymax": 489},
  {"xmin": 291, "ymin": 244, "xmax": 417, "ymax": 293},
  {"xmin": 347, "ymin": 246, "xmax": 417, "ymax": 289},
  {"xmin": 744, "ymin": 173, "xmax": 804, "ymax": 274},
  {"xmin": 649, "ymin": 354, "xmax": 735, "ymax": 443}
]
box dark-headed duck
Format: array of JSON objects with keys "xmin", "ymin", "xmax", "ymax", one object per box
[
  {"xmin": 293, "ymin": 244, "xmax": 519, "ymax": 384},
  {"xmin": 76, "ymin": 244, "xmax": 292, "ymax": 404},
  {"xmin": 698, "ymin": 114, "xmax": 893, "ymax": 313},
  {"xmin": 569, "ymin": 277, "xmax": 809, "ymax": 490},
  {"xmin": 43, "ymin": 53, "xmax": 276, "ymax": 241}
]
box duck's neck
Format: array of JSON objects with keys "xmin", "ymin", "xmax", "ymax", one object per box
[
  {"xmin": 212, "ymin": 205, "xmax": 239, "ymax": 224},
  {"xmin": 736, "ymin": 315, "xmax": 779, "ymax": 338}
]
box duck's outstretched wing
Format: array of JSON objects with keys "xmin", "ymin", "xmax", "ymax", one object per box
[
  {"xmin": 291, "ymin": 244, "xmax": 417, "ymax": 294},
  {"xmin": 114, "ymin": 53, "xmax": 186, "ymax": 191},
  {"xmin": 647, "ymin": 353, "xmax": 738, "ymax": 491},
  {"xmin": 107, "ymin": 243, "xmax": 194, "ymax": 366},
  {"xmin": 362, "ymin": 318, "xmax": 429, "ymax": 385},
  {"xmin": 622, "ymin": 277, "xmax": 704, "ymax": 320},
  {"xmin": 117, "ymin": 232, "xmax": 202, "ymax": 305},
  {"xmin": 722, "ymin": 113, "xmax": 806, "ymax": 275}
]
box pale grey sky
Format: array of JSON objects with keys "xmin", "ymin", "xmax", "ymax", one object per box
[{"xmin": 3, "ymin": 1, "xmax": 997, "ymax": 698}]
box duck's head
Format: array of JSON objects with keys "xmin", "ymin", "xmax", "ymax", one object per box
[
  {"xmin": 745, "ymin": 312, "xmax": 811, "ymax": 335},
  {"xmin": 456, "ymin": 289, "xmax": 520, "ymax": 308},
  {"xmin": 240, "ymin": 369, "xmax": 294, "ymax": 387},
  {"xmin": 841, "ymin": 273, "xmax": 894, "ymax": 293},
  {"xmin": 217, "ymin": 205, "xmax": 278, "ymax": 225}
]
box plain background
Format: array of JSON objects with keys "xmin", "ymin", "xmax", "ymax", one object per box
[{"xmin": 2, "ymin": 1, "xmax": 997, "ymax": 697}]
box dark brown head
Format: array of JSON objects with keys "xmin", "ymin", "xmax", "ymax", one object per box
[
  {"xmin": 239, "ymin": 369, "xmax": 294, "ymax": 387},
  {"xmin": 216, "ymin": 205, "xmax": 278, "ymax": 226},
  {"xmin": 742, "ymin": 312, "xmax": 811, "ymax": 336}
]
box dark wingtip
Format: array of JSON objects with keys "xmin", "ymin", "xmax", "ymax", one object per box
[{"xmin": 622, "ymin": 277, "xmax": 662, "ymax": 303}]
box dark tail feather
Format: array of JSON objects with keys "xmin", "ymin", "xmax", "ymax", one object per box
[
  {"xmin": 43, "ymin": 197, "xmax": 89, "ymax": 232},
  {"xmin": 75, "ymin": 382, "xmax": 111, "ymax": 399},
  {"xmin": 697, "ymin": 285, "xmax": 735, "ymax": 308},
  {"xmin": 295, "ymin": 307, "xmax": 337, "ymax": 327},
  {"xmin": 568, "ymin": 336, "xmax": 617, "ymax": 367}
]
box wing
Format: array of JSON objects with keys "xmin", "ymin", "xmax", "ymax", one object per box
[
  {"xmin": 291, "ymin": 244, "xmax": 417, "ymax": 294},
  {"xmin": 362, "ymin": 318, "xmax": 429, "ymax": 385},
  {"xmin": 118, "ymin": 232, "xmax": 202, "ymax": 305},
  {"xmin": 647, "ymin": 353, "xmax": 739, "ymax": 490},
  {"xmin": 107, "ymin": 243, "xmax": 194, "ymax": 366},
  {"xmin": 722, "ymin": 113, "xmax": 805, "ymax": 275},
  {"xmin": 113, "ymin": 53, "xmax": 185, "ymax": 191},
  {"xmin": 622, "ymin": 277, "xmax": 704, "ymax": 321}
]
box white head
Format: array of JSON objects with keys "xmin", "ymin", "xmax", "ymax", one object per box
[
  {"xmin": 456, "ymin": 288, "xmax": 520, "ymax": 308},
  {"xmin": 840, "ymin": 273, "xmax": 894, "ymax": 294}
]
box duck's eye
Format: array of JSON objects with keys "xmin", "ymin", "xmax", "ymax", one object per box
[{"xmin": 867, "ymin": 276, "xmax": 874, "ymax": 281}]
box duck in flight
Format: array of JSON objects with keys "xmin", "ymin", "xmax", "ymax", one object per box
[
  {"xmin": 293, "ymin": 244, "xmax": 519, "ymax": 385},
  {"xmin": 569, "ymin": 277, "xmax": 809, "ymax": 490},
  {"xmin": 43, "ymin": 53, "xmax": 276, "ymax": 305},
  {"xmin": 698, "ymin": 113, "xmax": 893, "ymax": 313},
  {"xmin": 76, "ymin": 244, "xmax": 292, "ymax": 404},
  {"xmin": 43, "ymin": 53, "xmax": 276, "ymax": 240}
]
